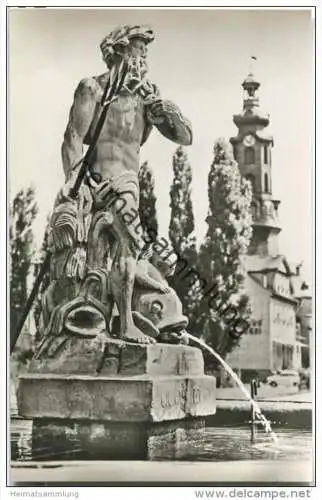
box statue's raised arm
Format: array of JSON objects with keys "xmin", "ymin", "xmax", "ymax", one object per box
[{"xmin": 145, "ymin": 96, "xmax": 193, "ymax": 146}]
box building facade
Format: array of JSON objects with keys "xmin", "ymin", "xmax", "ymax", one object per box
[
  {"xmin": 225, "ymin": 71, "xmax": 308, "ymax": 381},
  {"xmin": 292, "ymin": 269, "xmax": 312, "ymax": 369}
]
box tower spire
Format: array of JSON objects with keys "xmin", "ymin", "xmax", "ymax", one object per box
[
  {"xmin": 232, "ymin": 60, "xmax": 269, "ymax": 129},
  {"xmin": 230, "ymin": 66, "xmax": 281, "ymax": 257},
  {"xmin": 242, "ymin": 69, "xmax": 260, "ymax": 114}
]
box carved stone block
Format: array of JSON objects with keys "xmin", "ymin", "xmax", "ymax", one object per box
[
  {"xmin": 151, "ymin": 377, "xmax": 187, "ymax": 421},
  {"xmin": 28, "ymin": 338, "xmax": 205, "ymax": 377},
  {"xmin": 186, "ymin": 376, "xmax": 218, "ymax": 416},
  {"xmin": 119, "ymin": 342, "xmax": 204, "ymax": 376},
  {"xmin": 29, "ymin": 337, "xmax": 112, "ymax": 375},
  {"xmin": 17, "ymin": 372, "xmax": 216, "ymax": 423}
]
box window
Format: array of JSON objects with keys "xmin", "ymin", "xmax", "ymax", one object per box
[
  {"xmin": 244, "ymin": 147, "xmax": 255, "ymax": 165},
  {"xmin": 264, "ymin": 145, "xmax": 269, "ymax": 164},
  {"xmin": 249, "ymin": 319, "xmax": 262, "ymax": 335},
  {"xmin": 250, "ymin": 201, "xmax": 257, "ymax": 218},
  {"xmin": 245, "ymin": 174, "xmax": 256, "ymax": 192},
  {"xmin": 264, "ymin": 173, "xmax": 269, "ymax": 193}
]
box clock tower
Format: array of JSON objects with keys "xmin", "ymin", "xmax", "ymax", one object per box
[{"xmin": 230, "ymin": 71, "xmax": 281, "ymax": 257}]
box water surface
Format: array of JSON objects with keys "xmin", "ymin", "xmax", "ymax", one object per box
[{"xmin": 11, "ymin": 418, "xmax": 312, "ymax": 463}]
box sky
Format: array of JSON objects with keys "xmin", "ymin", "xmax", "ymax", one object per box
[{"xmin": 8, "ymin": 8, "xmax": 314, "ymax": 283}]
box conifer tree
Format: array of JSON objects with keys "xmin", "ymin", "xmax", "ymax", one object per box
[
  {"xmin": 197, "ymin": 138, "xmax": 253, "ymax": 358},
  {"xmin": 33, "ymin": 217, "xmax": 51, "ymax": 342},
  {"xmin": 138, "ymin": 161, "xmax": 158, "ymax": 243},
  {"xmin": 10, "ymin": 187, "xmax": 38, "ymax": 357},
  {"xmin": 169, "ymin": 147, "xmax": 198, "ymax": 322}
]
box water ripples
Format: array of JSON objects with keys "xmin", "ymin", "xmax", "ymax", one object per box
[{"xmin": 11, "ymin": 418, "xmax": 312, "ymax": 463}]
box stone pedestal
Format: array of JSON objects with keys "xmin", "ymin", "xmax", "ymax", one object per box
[
  {"xmin": 17, "ymin": 338, "xmax": 216, "ymax": 422},
  {"xmin": 16, "ymin": 338, "xmax": 216, "ymax": 459}
]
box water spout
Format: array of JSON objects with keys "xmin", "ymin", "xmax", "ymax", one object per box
[{"xmin": 186, "ymin": 333, "xmax": 278, "ymax": 442}]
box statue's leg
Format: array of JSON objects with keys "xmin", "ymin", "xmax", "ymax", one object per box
[
  {"xmin": 108, "ymin": 194, "xmax": 155, "ymax": 344},
  {"xmin": 87, "ymin": 210, "xmax": 113, "ymax": 270}
]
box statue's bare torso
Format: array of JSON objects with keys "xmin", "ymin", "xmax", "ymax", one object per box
[
  {"xmin": 62, "ymin": 73, "xmax": 148, "ymax": 181},
  {"xmin": 87, "ymin": 81, "xmax": 146, "ymax": 178}
]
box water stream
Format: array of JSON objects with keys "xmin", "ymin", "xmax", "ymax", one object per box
[{"xmin": 186, "ymin": 333, "xmax": 278, "ymax": 442}]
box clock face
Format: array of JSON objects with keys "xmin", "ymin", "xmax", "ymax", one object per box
[{"xmin": 243, "ymin": 135, "xmax": 255, "ymax": 147}]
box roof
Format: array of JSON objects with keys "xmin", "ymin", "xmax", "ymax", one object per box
[
  {"xmin": 291, "ymin": 273, "xmax": 312, "ymax": 299},
  {"xmin": 243, "ymin": 255, "xmax": 307, "ymax": 305},
  {"xmin": 255, "ymin": 130, "xmax": 274, "ymax": 144},
  {"xmin": 242, "ymin": 73, "xmax": 260, "ymax": 88},
  {"xmin": 243, "ymin": 254, "xmax": 291, "ymax": 275}
]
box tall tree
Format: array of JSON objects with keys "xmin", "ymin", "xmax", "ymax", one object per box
[
  {"xmin": 196, "ymin": 138, "xmax": 253, "ymax": 359},
  {"xmin": 10, "ymin": 186, "xmax": 38, "ymax": 355},
  {"xmin": 138, "ymin": 161, "xmax": 158, "ymax": 243},
  {"xmin": 169, "ymin": 146, "xmax": 198, "ymax": 322},
  {"xmin": 33, "ymin": 217, "xmax": 51, "ymax": 342}
]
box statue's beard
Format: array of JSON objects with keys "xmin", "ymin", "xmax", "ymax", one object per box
[{"xmin": 125, "ymin": 55, "xmax": 149, "ymax": 86}]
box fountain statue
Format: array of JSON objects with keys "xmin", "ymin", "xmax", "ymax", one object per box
[
  {"xmin": 36, "ymin": 24, "xmax": 193, "ymax": 351},
  {"xmin": 16, "ymin": 25, "xmax": 217, "ymax": 458}
]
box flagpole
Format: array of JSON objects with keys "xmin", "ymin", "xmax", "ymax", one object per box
[{"xmin": 249, "ymin": 55, "xmax": 258, "ymax": 74}]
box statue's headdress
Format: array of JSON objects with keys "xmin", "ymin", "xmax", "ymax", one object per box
[{"xmin": 100, "ymin": 25, "xmax": 155, "ymax": 63}]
